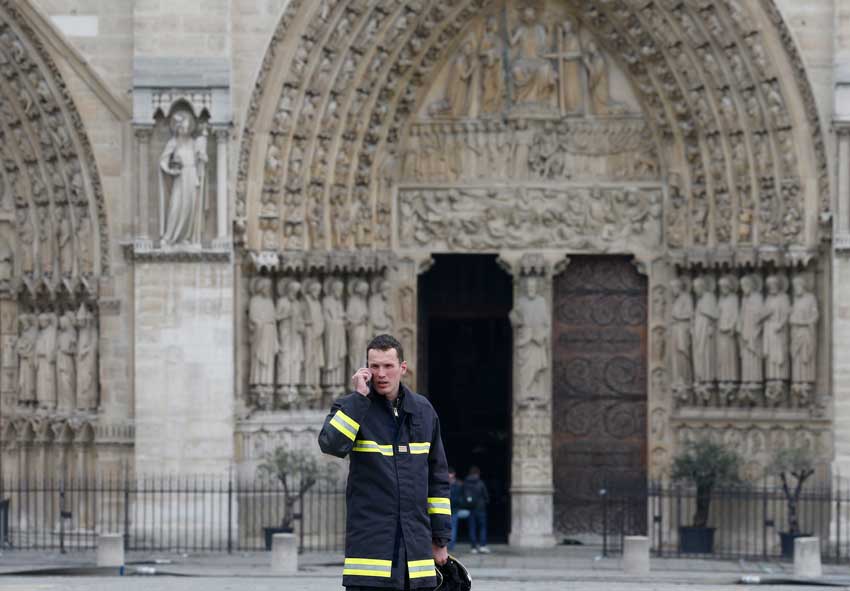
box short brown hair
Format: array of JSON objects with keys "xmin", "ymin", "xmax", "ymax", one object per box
[{"xmin": 367, "ymin": 334, "xmax": 404, "ymax": 363}]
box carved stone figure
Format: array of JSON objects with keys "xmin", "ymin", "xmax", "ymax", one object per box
[
  {"xmin": 446, "ymin": 38, "xmax": 480, "ymax": 118},
  {"xmin": 302, "ymin": 279, "xmax": 326, "ymax": 391},
  {"xmin": 75, "ymin": 304, "xmax": 98, "ymax": 411},
  {"xmin": 509, "ymin": 276, "xmax": 550, "ymax": 401},
  {"xmin": 479, "ymin": 16, "xmax": 505, "ymax": 114},
  {"xmin": 736, "ymin": 274, "xmax": 764, "ymax": 404},
  {"xmin": 248, "ymin": 277, "xmax": 278, "ymax": 408},
  {"xmin": 789, "ymin": 275, "xmax": 818, "ymax": 401},
  {"xmin": 670, "ymin": 278, "xmax": 693, "ymax": 398},
  {"xmin": 369, "ymin": 279, "xmax": 393, "ymax": 334},
  {"xmin": 692, "ymin": 276, "xmax": 718, "ymax": 403},
  {"xmin": 276, "ymin": 279, "xmax": 304, "ymax": 407},
  {"xmin": 37, "ymin": 206, "xmax": 53, "ymax": 275},
  {"xmin": 159, "ymin": 110, "xmax": 208, "ymax": 246},
  {"xmin": 322, "ymin": 279, "xmax": 347, "ymax": 388},
  {"xmin": 16, "ymin": 208, "xmax": 34, "ymax": 274},
  {"xmin": 35, "ymin": 312, "xmax": 57, "ymax": 410},
  {"xmin": 15, "ymin": 313, "xmax": 37, "ymax": 405},
  {"xmin": 510, "ymin": 5, "xmax": 556, "ymax": 106},
  {"xmin": 716, "ymin": 276, "xmax": 740, "ymax": 403},
  {"xmin": 762, "ymin": 275, "xmax": 790, "ymax": 404},
  {"xmin": 556, "ymin": 17, "xmax": 583, "ymax": 113},
  {"xmin": 346, "ymin": 279, "xmax": 370, "ymax": 377},
  {"xmin": 75, "ymin": 209, "xmax": 93, "ymax": 275},
  {"xmin": 56, "ymin": 312, "xmax": 77, "ymax": 412},
  {"xmin": 56, "ymin": 206, "xmax": 73, "ymax": 276},
  {"xmin": 584, "ymin": 40, "xmax": 609, "ymax": 115}
]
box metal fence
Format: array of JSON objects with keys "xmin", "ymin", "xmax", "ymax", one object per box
[
  {"xmin": 0, "ymin": 474, "xmax": 346, "ymax": 553},
  {"xmin": 598, "ymin": 481, "xmax": 850, "ymax": 562}
]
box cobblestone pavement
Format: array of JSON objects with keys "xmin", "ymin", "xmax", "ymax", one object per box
[{"xmin": 0, "ymin": 575, "xmax": 825, "ymax": 590}]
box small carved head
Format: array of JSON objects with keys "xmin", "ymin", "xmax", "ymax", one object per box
[
  {"xmin": 670, "ymin": 278, "xmax": 683, "ymax": 296},
  {"xmin": 692, "ymin": 276, "xmax": 705, "ymax": 295},
  {"xmin": 37, "ymin": 313, "xmax": 52, "ymax": 328},
  {"xmin": 792, "ymin": 274, "xmax": 810, "ymax": 296},
  {"xmin": 170, "ymin": 110, "xmax": 196, "ymax": 137},
  {"xmin": 354, "ymin": 279, "xmax": 369, "ymax": 296},
  {"xmin": 524, "ymin": 276, "xmax": 538, "ymax": 297},
  {"xmin": 286, "ymin": 280, "xmax": 301, "ymax": 299},
  {"xmin": 765, "ymin": 275, "xmax": 780, "ymax": 294}
]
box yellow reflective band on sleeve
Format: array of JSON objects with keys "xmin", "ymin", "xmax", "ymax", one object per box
[
  {"xmin": 407, "ymin": 558, "xmax": 436, "ymax": 579},
  {"xmin": 343, "ymin": 557, "xmax": 392, "ymax": 578},
  {"xmin": 408, "ymin": 442, "xmax": 431, "ymax": 455},
  {"xmin": 427, "ymin": 496, "xmax": 451, "ymax": 515},
  {"xmin": 352, "ymin": 440, "xmax": 394, "ymax": 456},
  {"xmin": 329, "ymin": 410, "xmax": 359, "ymax": 441}
]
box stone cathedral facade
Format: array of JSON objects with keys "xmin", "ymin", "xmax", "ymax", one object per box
[{"xmin": 0, "ymin": 0, "xmax": 849, "ymax": 547}]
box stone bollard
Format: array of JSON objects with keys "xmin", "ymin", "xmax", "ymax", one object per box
[
  {"xmin": 97, "ymin": 533, "xmax": 124, "ymax": 567},
  {"xmin": 794, "ymin": 536, "xmax": 822, "ymax": 578},
  {"xmin": 622, "ymin": 536, "xmax": 650, "ymax": 576},
  {"xmin": 271, "ymin": 532, "xmax": 298, "ymax": 574}
]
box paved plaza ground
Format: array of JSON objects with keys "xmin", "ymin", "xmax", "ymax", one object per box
[{"xmin": 1, "ymin": 545, "xmax": 849, "ymax": 590}]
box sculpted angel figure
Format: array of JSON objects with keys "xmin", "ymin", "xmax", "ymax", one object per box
[{"xmin": 159, "ymin": 110, "xmax": 208, "ymax": 245}]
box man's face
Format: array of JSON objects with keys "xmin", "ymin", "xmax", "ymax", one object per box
[{"xmin": 367, "ymin": 347, "xmax": 407, "ymax": 398}]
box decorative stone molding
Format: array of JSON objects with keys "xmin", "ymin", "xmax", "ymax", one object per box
[{"xmin": 122, "ymin": 242, "xmax": 232, "ymax": 264}]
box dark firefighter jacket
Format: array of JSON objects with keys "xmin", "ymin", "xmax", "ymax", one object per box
[{"xmin": 318, "ymin": 383, "xmax": 451, "ymax": 589}]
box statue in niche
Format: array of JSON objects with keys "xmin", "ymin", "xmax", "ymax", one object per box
[
  {"xmin": 75, "ymin": 304, "xmax": 98, "ymax": 411},
  {"xmin": 480, "ymin": 16, "xmax": 505, "ymax": 114},
  {"xmin": 691, "ymin": 276, "xmax": 718, "ymax": 404},
  {"xmin": 0, "ymin": 235, "xmax": 11, "ymax": 284},
  {"xmin": 322, "ymin": 278, "xmax": 347, "ymax": 390},
  {"xmin": 554, "ymin": 17, "xmax": 583, "ymax": 113},
  {"xmin": 346, "ymin": 279, "xmax": 370, "ymax": 378},
  {"xmin": 159, "ymin": 110, "xmax": 208, "ymax": 246},
  {"xmin": 248, "ymin": 277, "xmax": 279, "ymax": 409},
  {"xmin": 56, "ymin": 311, "xmax": 77, "ymax": 413},
  {"xmin": 670, "ymin": 279, "xmax": 693, "ymax": 399},
  {"xmin": 762, "ymin": 274, "xmax": 790, "ymax": 405},
  {"xmin": 276, "ymin": 279, "xmax": 304, "ymax": 407},
  {"xmin": 55, "ymin": 207, "xmax": 73, "ymax": 276},
  {"xmin": 369, "ymin": 279, "xmax": 393, "ymax": 335},
  {"xmin": 443, "ymin": 37, "xmax": 480, "ymax": 118},
  {"xmin": 789, "ymin": 275, "xmax": 818, "ymax": 405},
  {"xmin": 35, "ymin": 312, "xmax": 57, "ymax": 410},
  {"xmin": 583, "ymin": 40, "xmax": 609, "ymax": 115},
  {"xmin": 15, "ymin": 313, "xmax": 37, "ymax": 406},
  {"xmin": 16, "ymin": 208, "xmax": 34, "ymax": 274},
  {"xmin": 302, "ymin": 279, "xmax": 326, "ymax": 399},
  {"xmin": 716, "ymin": 275, "xmax": 739, "ymax": 404},
  {"xmin": 509, "ymin": 5, "xmax": 557, "ymax": 107},
  {"xmin": 509, "ymin": 276, "xmax": 550, "ymax": 402},
  {"xmin": 75, "ymin": 208, "xmax": 93, "ymax": 276},
  {"xmin": 37, "ymin": 206, "xmax": 53, "ymax": 276},
  {"xmin": 737, "ymin": 274, "xmax": 765, "ymax": 405}
]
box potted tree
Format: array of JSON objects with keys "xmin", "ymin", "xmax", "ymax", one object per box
[
  {"xmin": 257, "ymin": 446, "xmax": 337, "ymax": 550},
  {"xmin": 768, "ymin": 446, "xmax": 817, "ymax": 558},
  {"xmin": 671, "ymin": 439, "xmax": 743, "ymax": 554}
]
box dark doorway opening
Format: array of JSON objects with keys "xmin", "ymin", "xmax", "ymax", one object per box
[{"xmin": 418, "ymin": 254, "xmax": 513, "ymax": 543}]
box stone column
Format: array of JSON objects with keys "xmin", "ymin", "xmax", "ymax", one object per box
[
  {"xmin": 214, "ymin": 128, "xmax": 229, "ymax": 246},
  {"xmin": 396, "ymin": 253, "xmax": 431, "ymax": 389},
  {"xmin": 134, "ymin": 127, "xmax": 152, "ymax": 245},
  {"xmin": 501, "ymin": 253, "xmax": 556, "ymax": 547}
]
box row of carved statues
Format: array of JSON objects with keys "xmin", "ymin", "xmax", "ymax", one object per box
[
  {"xmin": 669, "ymin": 271, "xmax": 818, "ymax": 409},
  {"xmin": 14, "ymin": 304, "xmax": 99, "ymax": 413},
  {"xmin": 247, "ymin": 275, "xmax": 393, "ymax": 411}
]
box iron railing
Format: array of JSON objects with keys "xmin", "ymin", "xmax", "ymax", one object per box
[
  {"xmin": 0, "ymin": 473, "xmax": 345, "ymax": 553},
  {"xmin": 597, "ymin": 481, "xmax": 850, "ymax": 562}
]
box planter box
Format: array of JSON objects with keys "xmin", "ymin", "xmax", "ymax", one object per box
[{"xmin": 678, "ymin": 526, "xmax": 715, "ymax": 554}]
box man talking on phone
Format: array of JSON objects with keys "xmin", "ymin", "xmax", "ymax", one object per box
[{"xmin": 319, "ymin": 334, "xmax": 451, "ymax": 590}]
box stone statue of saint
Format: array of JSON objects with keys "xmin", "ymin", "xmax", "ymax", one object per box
[
  {"xmin": 583, "ymin": 40, "xmax": 609, "ymax": 115},
  {"xmin": 556, "ymin": 17, "xmax": 583, "ymax": 113},
  {"xmin": 510, "ymin": 5, "xmax": 557, "ymax": 106},
  {"xmin": 447, "ymin": 38, "xmax": 480, "ymax": 118},
  {"xmin": 302, "ymin": 279, "xmax": 326, "ymax": 390},
  {"xmin": 76, "ymin": 209, "xmax": 94, "ymax": 276},
  {"xmin": 509, "ymin": 276, "xmax": 550, "ymax": 401},
  {"xmin": 16, "ymin": 208, "xmax": 34, "ymax": 274},
  {"xmin": 35, "ymin": 312, "xmax": 57, "ymax": 410},
  {"xmin": 670, "ymin": 278, "xmax": 693, "ymax": 394},
  {"xmin": 0, "ymin": 235, "xmax": 12, "ymax": 283},
  {"xmin": 75, "ymin": 304, "xmax": 98, "ymax": 411},
  {"xmin": 762, "ymin": 275, "xmax": 790, "ymax": 383},
  {"xmin": 737, "ymin": 274, "xmax": 765, "ymax": 403},
  {"xmin": 479, "ymin": 16, "xmax": 504, "ymax": 113},
  {"xmin": 37, "ymin": 206, "xmax": 53, "ymax": 275},
  {"xmin": 276, "ymin": 279, "xmax": 304, "ymax": 393},
  {"xmin": 248, "ymin": 277, "xmax": 279, "ymax": 405},
  {"xmin": 159, "ymin": 110, "xmax": 208, "ymax": 246},
  {"xmin": 692, "ymin": 276, "xmax": 718, "ymax": 396},
  {"xmin": 716, "ymin": 275, "xmax": 739, "ymax": 388},
  {"xmin": 56, "ymin": 311, "xmax": 77, "ymax": 412},
  {"xmin": 346, "ymin": 279, "xmax": 370, "ymax": 377},
  {"xmin": 56, "ymin": 207, "xmax": 73, "ymax": 276},
  {"xmin": 322, "ymin": 278, "xmax": 347, "ymax": 388},
  {"xmin": 789, "ymin": 275, "xmax": 818, "ymax": 386},
  {"xmin": 15, "ymin": 313, "xmax": 37, "ymax": 405},
  {"xmin": 369, "ymin": 279, "xmax": 393, "ymax": 334}
]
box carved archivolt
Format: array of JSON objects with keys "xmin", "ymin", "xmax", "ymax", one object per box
[{"xmin": 237, "ymin": 0, "xmax": 827, "ymax": 257}]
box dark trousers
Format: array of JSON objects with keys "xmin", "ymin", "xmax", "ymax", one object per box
[{"xmin": 468, "ymin": 508, "xmax": 487, "ymax": 548}]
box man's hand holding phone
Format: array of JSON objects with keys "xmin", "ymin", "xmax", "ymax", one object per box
[{"xmin": 352, "ymin": 367, "xmax": 372, "ymax": 396}]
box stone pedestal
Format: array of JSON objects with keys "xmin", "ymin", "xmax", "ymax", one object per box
[
  {"xmin": 271, "ymin": 532, "xmax": 298, "ymax": 574},
  {"xmin": 508, "ymin": 489, "xmax": 555, "ymax": 547},
  {"xmin": 97, "ymin": 533, "xmax": 124, "ymax": 567},
  {"xmin": 794, "ymin": 537, "xmax": 822, "ymax": 578},
  {"xmin": 623, "ymin": 536, "xmax": 650, "ymax": 575}
]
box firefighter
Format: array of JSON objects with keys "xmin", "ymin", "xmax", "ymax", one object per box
[{"xmin": 319, "ymin": 333, "xmax": 451, "ymax": 590}]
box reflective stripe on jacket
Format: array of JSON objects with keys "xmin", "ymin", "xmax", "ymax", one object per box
[{"xmin": 318, "ymin": 384, "xmax": 451, "ymax": 589}]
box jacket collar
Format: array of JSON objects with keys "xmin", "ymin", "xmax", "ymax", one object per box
[{"xmin": 370, "ymin": 383, "xmax": 418, "ymax": 416}]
